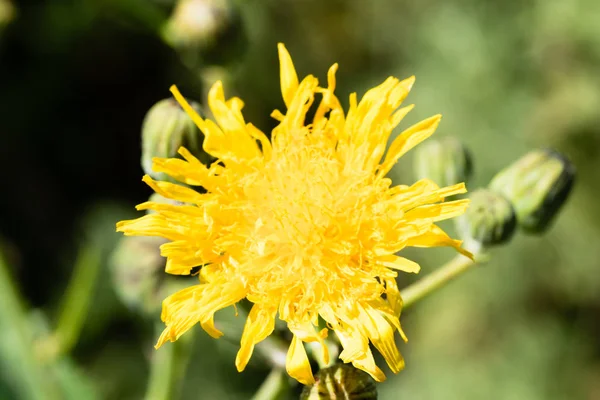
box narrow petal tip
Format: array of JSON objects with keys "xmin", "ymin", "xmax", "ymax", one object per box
[{"xmin": 277, "ymin": 43, "xmax": 299, "ymax": 107}]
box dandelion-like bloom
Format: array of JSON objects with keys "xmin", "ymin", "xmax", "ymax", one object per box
[{"xmin": 117, "ymin": 44, "xmax": 470, "ymax": 384}]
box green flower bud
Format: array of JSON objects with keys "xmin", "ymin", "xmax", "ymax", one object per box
[
  {"xmin": 110, "ymin": 235, "xmax": 166, "ymax": 314},
  {"xmin": 162, "ymin": 0, "xmax": 245, "ymax": 66},
  {"xmin": 141, "ymin": 97, "xmax": 205, "ymax": 181},
  {"xmin": 300, "ymin": 364, "xmax": 377, "ymax": 400},
  {"xmin": 488, "ymin": 149, "xmax": 575, "ymax": 233},
  {"xmin": 413, "ymin": 136, "xmax": 472, "ymax": 187},
  {"xmin": 0, "ymin": 0, "xmax": 16, "ymax": 29},
  {"xmin": 455, "ymin": 188, "xmax": 517, "ymax": 248}
]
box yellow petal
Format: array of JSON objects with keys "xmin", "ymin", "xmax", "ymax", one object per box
[
  {"xmin": 172, "ymin": 84, "xmax": 261, "ymax": 163},
  {"xmin": 156, "ymin": 280, "xmax": 246, "ymax": 348},
  {"xmin": 281, "ymin": 76, "xmax": 318, "ymax": 131},
  {"xmin": 225, "ymin": 96, "xmax": 246, "ymax": 124},
  {"xmin": 286, "ymin": 335, "xmax": 314, "ymax": 385},
  {"xmin": 235, "ymin": 305, "xmax": 277, "ymax": 372},
  {"xmin": 288, "ymin": 321, "xmax": 330, "ymax": 366},
  {"xmin": 394, "ymin": 181, "xmax": 467, "ymax": 212},
  {"xmin": 407, "ymin": 224, "xmax": 473, "ymax": 259},
  {"xmin": 116, "ymin": 214, "xmax": 183, "ymax": 241},
  {"xmin": 270, "ymin": 109, "xmax": 285, "ymax": 121},
  {"xmin": 377, "ymin": 255, "xmax": 421, "ymax": 273},
  {"xmin": 246, "ymin": 123, "xmax": 272, "ymax": 161},
  {"xmin": 278, "ymin": 43, "xmax": 299, "ymax": 108},
  {"xmin": 161, "ymin": 241, "xmax": 205, "ymax": 275},
  {"xmin": 379, "ymin": 114, "xmax": 442, "ymax": 177},
  {"xmin": 388, "ymin": 75, "xmax": 415, "ymax": 108},
  {"xmin": 313, "ymin": 63, "xmax": 341, "ymax": 124},
  {"xmin": 142, "ymin": 175, "xmax": 206, "ymax": 204},
  {"xmin": 155, "ymin": 285, "xmax": 205, "ymax": 347},
  {"xmin": 207, "ymin": 82, "xmax": 261, "ymax": 160},
  {"xmin": 336, "ymin": 328, "xmax": 368, "ymax": 363},
  {"xmin": 390, "ymin": 104, "xmax": 414, "ymax": 130},
  {"xmin": 201, "ymin": 316, "xmax": 224, "ymax": 339},
  {"xmin": 151, "ymin": 156, "xmax": 211, "ymax": 188},
  {"xmin": 335, "ymin": 326, "xmax": 387, "ymax": 382},
  {"xmin": 352, "ymin": 352, "xmax": 386, "ymax": 382},
  {"xmin": 404, "ymin": 199, "xmax": 471, "ymax": 222},
  {"xmin": 199, "ymin": 118, "xmax": 228, "ymax": 159},
  {"xmin": 360, "ymin": 306, "xmax": 405, "ymax": 373},
  {"xmin": 170, "ymin": 85, "xmax": 206, "ymax": 132},
  {"xmin": 383, "ymin": 278, "xmax": 403, "ymax": 318}
]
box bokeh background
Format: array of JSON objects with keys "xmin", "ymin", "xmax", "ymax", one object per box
[{"xmin": 1, "ymin": 0, "xmax": 599, "ymax": 399}]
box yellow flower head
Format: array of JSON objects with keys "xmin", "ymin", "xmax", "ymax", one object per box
[{"xmin": 117, "ymin": 43, "xmax": 470, "ymax": 385}]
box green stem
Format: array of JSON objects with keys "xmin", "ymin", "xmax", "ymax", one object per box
[
  {"xmin": 251, "ymin": 368, "xmax": 289, "ymax": 400},
  {"xmin": 51, "ymin": 244, "xmax": 103, "ymax": 357},
  {"xmin": 0, "ymin": 253, "xmax": 61, "ymax": 400},
  {"xmin": 401, "ymin": 254, "xmax": 476, "ymax": 309},
  {"xmin": 144, "ymin": 324, "xmax": 194, "ymax": 400}
]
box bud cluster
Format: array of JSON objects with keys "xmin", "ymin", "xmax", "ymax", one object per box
[
  {"xmin": 466, "ymin": 149, "xmax": 573, "ymax": 249},
  {"xmin": 414, "ymin": 138, "xmax": 575, "ymax": 250}
]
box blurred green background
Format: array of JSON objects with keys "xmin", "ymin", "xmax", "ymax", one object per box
[{"xmin": 1, "ymin": 0, "xmax": 599, "ymax": 399}]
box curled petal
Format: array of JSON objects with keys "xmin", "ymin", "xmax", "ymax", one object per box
[
  {"xmin": 286, "ymin": 335, "xmax": 315, "ymax": 385},
  {"xmin": 358, "ymin": 306, "xmax": 404, "ymax": 373},
  {"xmin": 156, "ymin": 280, "xmax": 246, "ymax": 348},
  {"xmin": 235, "ymin": 305, "xmax": 277, "ymax": 372},
  {"xmin": 288, "ymin": 321, "xmax": 330, "ymax": 366},
  {"xmin": 336, "ymin": 328, "xmax": 386, "ymax": 382}
]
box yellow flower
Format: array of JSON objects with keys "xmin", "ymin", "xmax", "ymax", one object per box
[{"xmin": 117, "ymin": 43, "xmax": 470, "ymax": 385}]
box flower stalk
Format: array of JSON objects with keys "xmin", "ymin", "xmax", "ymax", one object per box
[
  {"xmin": 144, "ymin": 323, "xmax": 195, "ymax": 400},
  {"xmin": 50, "ymin": 244, "xmax": 102, "ymax": 358},
  {"xmin": 250, "ymin": 368, "xmax": 289, "ymax": 400},
  {"xmin": 401, "ymin": 254, "xmax": 477, "ymax": 309},
  {"xmin": 0, "ymin": 252, "xmax": 61, "ymax": 400}
]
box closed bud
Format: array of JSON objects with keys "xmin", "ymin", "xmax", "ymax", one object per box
[
  {"xmin": 110, "ymin": 235, "xmax": 166, "ymax": 314},
  {"xmin": 141, "ymin": 98, "xmax": 205, "ymax": 181},
  {"xmin": 0, "ymin": 0, "xmax": 16, "ymax": 29},
  {"xmin": 413, "ymin": 136, "xmax": 472, "ymax": 187},
  {"xmin": 455, "ymin": 188, "xmax": 517, "ymax": 249},
  {"xmin": 162, "ymin": 0, "xmax": 245, "ymax": 66},
  {"xmin": 489, "ymin": 149, "xmax": 575, "ymax": 233},
  {"xmin": 301, "ymin": 364, "xmax": 377, "ymax": 400}
]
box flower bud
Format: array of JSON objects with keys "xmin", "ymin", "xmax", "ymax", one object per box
[
  {"xmin": 109, "ymin": 235, "xmax": 167, "ymax": 314},
  {"xmin": 162, "ymin": 0, "xmax": 245, "ymax": 66},
  {"xmin": 0, "ymin": 0, "xmax": 16, "ymax": 29},
  {"xmin": 413, "ymin": 136, "xmax": 472, "ymax": 187},
  {"xmin": 455, "ymin": 188, "xmax": 517, "ymax": 249},
  {"xmin": 488, "ymin": 149, "xmax": 575, "ymax": 233},
  {"xmin": 300, "ymin": 364, "xmax": 377, "ymax": 400},
  {"xmin": 141, "ymin": 98, "xmax": 204, "ymax": 181}
]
